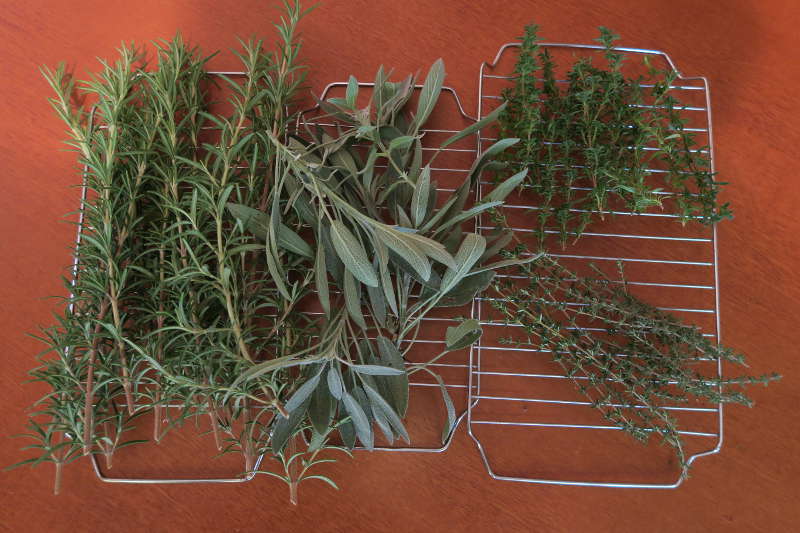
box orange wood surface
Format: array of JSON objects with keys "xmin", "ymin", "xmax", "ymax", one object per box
[{"xmin": 1, "ymin": 1, "xmax": 797, "ymax": 531}]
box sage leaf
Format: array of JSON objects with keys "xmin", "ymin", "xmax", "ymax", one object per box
[
  {"xmin": 376, "ymin": 336, "xmax": 409, "ymax": 416},
  {"xmin": 445, "ymin": 319, "xmax": 482, "ymax": 351},
  {"xmin": 342, "ymin": 391, "xmax": 373, "ymax": 450},
  {"xmin": 343, "ymin": 269, "xmax": 368, "ymax": 330},
  {"xmin": 482, "ymin": 168, "xmax": 528, "ymax": 204},
  {"xmin": 437, "ymin": 270, "xmax": 495, "ymax": 307},
  {"xmin": 315, "ymin": 238, "xmax": 330, "ymax": 317},
  {"xmin": 309, "ymin": 370, "xmax": 334, "ymax": 435},
  {"xmin": 271, "ymin": 396, "xmax": 310, "ymax": 454},
  {"xmin": 226, "ymin": 203, "xmax": 268, "ymax": 241},
  {"xmin": 364, "ymin": 383, "xmax": 410, "ymax": 444},
  {"xmin": 330, "ymin": 220, "xmax": 378, "ymax": 287},
  {"xmin": 327, "ymin": 366, "xmax": 344, "ymax": 400},
  {"xmin": 414, "ymin": 58, "xmax": 444, "ymax": 128},
  {"xmin": 346, "ymin": 75, "xmax": 358, "ymax": 107},
  {"xmin": 276, "ymin": 222, "xmax": 312, "ymax": 258},
  {"xmin": 411, "ymin": 165, "xmax": 431, "ymax": 227},
  {"xmin": 376, "ymin": 226, "xmax": 431, "ymax": 281},
  {"xmin": 283, "ymin": 369, "xmax": 323, "ymax": 414},
  {"xmin": 366, "ymin": 275, "xmax": 387, "ymax": 327},
  {"xmin": 338, "ymin": 417, "xmax": 356, "ymax": 449},
  {"xmin": 442, "ymin": 233, "xmax": 487, "ymax": 289},
  {"xmin": 350, "ymin": 364, "xmax": 406, "ymax": 376},
  {"xmin": 441, "ymin": 101, "xmax": 507, "ymax": 147}
]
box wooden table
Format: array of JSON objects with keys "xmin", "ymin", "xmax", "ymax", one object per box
[{"xmin": 1, "ymin": 1, "xmax": 796, "ymax": 531}]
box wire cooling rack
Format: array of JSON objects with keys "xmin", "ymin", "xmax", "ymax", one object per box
[
  {"xmin": 297, "ymin": 82, "xmax": 481, "ymax": 452},
  {"xmin": 78, "ymin": 76, "xmax": 482, "ymax": 482},
  {"xmin": 467, "ymin": 42, "xmax": 723, "ymax": 488},
  {"xmin": 76, "ymin": 43, "xmax": 725, "ymax": 488}
]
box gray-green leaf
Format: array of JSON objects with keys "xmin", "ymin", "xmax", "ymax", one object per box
[
  {"xmin": 330, "ymin": 220, "xmax": 379, "ymax": 287},
  {"xmin": 445, "ymin": 319, "xmax": 482, "ymax": 351},
  {"xmin": 342, "ymin": 391, "xmax": 373, "ymax": 450},
  {"xmin": 364, "ymin": 383, "xmax": 410, "ymax": 443},
  {"xmin": 350, "ymin": 364, "xmax": 406, "ymax": 376},
  {"xmin": 414, "ymin": 58, "xmax": 444, "ymax": 129},
  {"xmin": 441, "ymin": 101, "xmax": 507, "ymax": 148},
  {"xmin": 411, "ymin": 165, "xmax": 431, "ymax": 227},
  {"xmin": 482, "ymin": 168, "xmax": 528, "ymax": 204}
]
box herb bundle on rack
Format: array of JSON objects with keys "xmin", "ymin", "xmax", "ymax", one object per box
[
  {"xmin": 497, "ymin": 25, "xmax": 732, "ymax": 247},
  {"xmin": 487, "ymin": 24, "xmax": 778, "ymax": 474},
  {"xmin": 15, "ymin": 4, "xmax": 778, "ymax": 498},
  {"xmin": 15, "ymin": 2, "xmax": 529, "ymax": 499}
]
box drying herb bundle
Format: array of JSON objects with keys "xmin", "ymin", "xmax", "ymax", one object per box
[
  {"xmin": 498, "ymin": 25, "xmax": 732, "ymax": 247},
  {"xmin": 16, "ymin": 4, "xmax": 778, "ymax": 497},
  {"xmin": 490, "ymin": 252, "xmax": 778, "ymax": 471},
  {"xmin": 488, "ymin": 23, "xmax": 778, "ymax": 474},
  {"xmin": 15, "ymin": 2, "xmax": 528, "ymax": 499},
  {"xmin": 228, "ymin": 60, "xmax": 530, "ymax": 456}
]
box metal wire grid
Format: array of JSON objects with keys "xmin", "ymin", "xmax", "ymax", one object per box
[
  {"xmin": 296, "ymin": 82, "xmax": 481, "ymax": 452},
  {"xmin": 467, "ymin": 43, "xmax": 723, "ymax": 488},
  {"xmin": 77, "ymin": 76, "xmax": 481, "ymax": 483},
  {"xmin": 74, "ymin": 44, "xmax": 725, "ymax": 488}
]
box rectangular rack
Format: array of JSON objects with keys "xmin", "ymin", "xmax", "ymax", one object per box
[
  {"xmin": 75, "ymin": 42, "xmax": 725, "ymax": 489},
  {"xmin": 467, "ymin": 42, "xmax": 722, "ymax": 488}
]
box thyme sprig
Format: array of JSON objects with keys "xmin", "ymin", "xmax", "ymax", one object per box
[
  {"xmin": 498, "ymin": 25, "xmax": 732, "ymax": 247},
  {"xmin": 490, "ymin": 249, "xmax": 779, "ymax": 472}
]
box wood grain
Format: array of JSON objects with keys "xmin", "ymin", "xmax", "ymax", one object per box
[{"xmin": 1, "ymin": 1, "xmax": 797, "ymax": 531}]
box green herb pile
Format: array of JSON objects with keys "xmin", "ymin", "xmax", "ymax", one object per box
[
  {"xmin": 15, "ymin": 2, "xmax": 531, "ymax": 499},
  {"xmin": 490, "ymin": 252, "xmax": 778, "ymax": 471},
  {"xmin": 497, "ymin": 25, "xmax": 732, "ymax": 247},
  {"xmin": 15, "ymin": 5, "xmax": 777, "ymax": 497},
  {"xmin": 487, "ymin": 24, "xmax": 778, "ymax": 475}
]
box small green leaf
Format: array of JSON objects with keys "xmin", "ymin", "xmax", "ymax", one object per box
[
  {"xmin": 411, "ymin": 165, "xmax": 431, "ymax": 227},
  {"xmin": 445, "ymin": 319, "xmax": 482, "ymax": 351},
  {"xmin": 415, "ymin": 58, "xmax": 444, "ymax": 128},
  {"xmin": 330, "ymin": 220, "xmax": 379, "ymax": 287},
  {"xmin": 342, "ymin": 391, "xmax": 373, "ymax": 450}
]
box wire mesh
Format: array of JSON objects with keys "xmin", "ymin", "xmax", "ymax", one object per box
[
  {"xmin": 296, "ymin": 82, "xmax": 480, "ymax": 451},
  {"xmin": 467, "ymin": 43, "xmax": 723, "ymax": 488}
]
